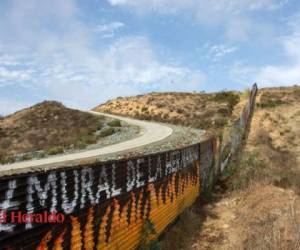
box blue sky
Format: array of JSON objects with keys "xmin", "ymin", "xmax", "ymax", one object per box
[{"xmin": 0, "ymin": 0, "xmax": 300, "ymax": 115}]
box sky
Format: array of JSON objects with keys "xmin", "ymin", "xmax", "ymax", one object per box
[{"xmin": 0, "ymin": 0, "xmax": 300, "ymax": 115}]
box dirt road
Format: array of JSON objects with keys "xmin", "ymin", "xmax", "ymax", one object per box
[{"xmin": 0, "ymin": 111, "xmax": 173, "ymax": 174}]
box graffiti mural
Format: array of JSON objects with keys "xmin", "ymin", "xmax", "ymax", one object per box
[
  {"xmin": 0, "ymin": 144, "xmax": 200, "ymax": 249},
  {"xmin": 34, "ymin": 165, "xmax": 199, "ymax": 250}
]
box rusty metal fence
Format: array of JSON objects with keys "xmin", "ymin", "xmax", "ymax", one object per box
[
  {"xmin": 219, "ymin": 83, "xmax": 258, "ymax": 172},
  {"xmin": 0, "ymin": 84, "xmax": 257, "ymax": 250}
]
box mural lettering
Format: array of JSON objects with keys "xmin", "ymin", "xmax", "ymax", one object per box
[{"xmin": 0, "ymin": 144, "xmax": 200, "ymax": 234}]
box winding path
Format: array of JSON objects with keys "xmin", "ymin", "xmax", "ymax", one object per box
[{"xmin": 0, "ymin": 111, "xmax": 173, "ymax": 173}]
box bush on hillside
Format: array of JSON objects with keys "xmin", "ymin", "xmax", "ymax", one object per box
[
  {"xmin": 211, "ymin": 91, "xmax": 240, "ymax": 109},
  {"xmin": 46, "ymin": 146, "xmax": 64, "ymax": 155},
  {"xmin": 108, "ymin": 119, "xmax": 121, "ymax": 127},
  {"xmin": 99, "ymin": 127, "xmax": 115, "ymax": 137},
  {"xmin": 257, "ymin": 98, "xmax": 286, "ymax": 109}
]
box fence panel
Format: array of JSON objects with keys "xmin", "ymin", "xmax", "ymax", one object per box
[{"xmin": 0, "ymin": 144, "xmax": 201, "ymax": 249}]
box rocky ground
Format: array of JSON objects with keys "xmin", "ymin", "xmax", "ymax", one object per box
[{"xmin": 94, "ymin": 123, "xmax": 206, "ymax": 162}]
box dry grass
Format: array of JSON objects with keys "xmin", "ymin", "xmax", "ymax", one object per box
[
  {"xmin": 258, "ymin": 86, "xmax": 300, "ymax": 108},
  {"xmin": 0, "ymin": 101, "xmax": 104, "ymax": 157},
  {"xmin": 160, "ymin": 209, "xmax": 203, "ymax": 250},
  {"xmin": 93, "ymin": 91, "xmax": 241, "ymax": 134},
  {"xmin": 160, "ymin": 86, "xmax": 300, "ymax": 250}
]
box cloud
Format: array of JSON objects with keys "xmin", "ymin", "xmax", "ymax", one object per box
[
  {"xmin": 93, "ymin": 21, "xmax": 125, "ymax": 38},
  {"xmin": 0, "ymin": 0, "xmax": 207, "ymax": 115},
  {"xmin": 229, "ymin": 61, "xmax": 257, "ymax": 86},
  {"xmin": 0, "ymin": 67, "xmax": 33, "ymax": 84},
  {"xmin": 0, "ymin": 52, "xmax": 35, "ymax": 87},
  {"xmin": 0, "ymin": 36, "xmax": 206, "ymax": 114},
  {"xmin": 108, "ymin": 0, "xmax": 287, "ymax": 13},
  {"xmin": 107, "ymin": 0, "xmax": 287, "ymax": 41},
  {"xmin": 228, "ymin": 13, "xmax": 300, "ymax": 87},
  {"xmin": 205, "ymin": 43, "xmax": 238, "ymax": 62},
  {"xmin": 0, "ymin": 54, "xmax": 21, "ymax": 66},
  {"xmin": 44, "ymin": 36, "xmax": 206, "ymax": 104},
  {"xmin": 256, "ymin": 65, "xmax": 300, "ymax": 86},
  {"xmin": 0, "ymin": 0, "xmax": 79, "ymax": 50},
  {"xmin": 254, "ymin": 14, "xmax": 300, "ymax": 86}
]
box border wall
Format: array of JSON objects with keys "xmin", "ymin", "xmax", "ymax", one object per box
[{"xmin": 0, "ymin": 84, "xmax": 257, "ymax": 250}]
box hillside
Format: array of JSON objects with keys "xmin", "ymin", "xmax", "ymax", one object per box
[
  {"xmin": 160, "ymin": 86, "xmax": 300, "ymax": 250},
  {"xmin": 0, "ymin": 101, "xmax": 127, "ymax": 163},
  {"xmin": 93, "ymin": 91, "xmax": 241, "ymax": 134}
]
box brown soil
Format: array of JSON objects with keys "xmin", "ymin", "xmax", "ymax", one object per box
[
  {"xmin": 0, "ymin": 101, "xmax": 104, "ymax": 156},
  {"xmin": 160, "ymin": 86, "xmax": 300, "ymax": 250},
  {"xmin": 93, "ymin": 91, "xmax": 241, "ymax": 134}
]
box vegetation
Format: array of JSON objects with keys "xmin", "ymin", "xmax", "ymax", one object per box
[
  {"xmin": 214, "ymin": 116, "xmax": 228, "ymax": 127},
  {"xmin": 0, "ymin": 153, "xmax": 16, "ymax": 164},
  {"xmin": 73, "ymin": 134, "xmax": 98, "ymax": 149},
  {"xmin": 45, "ymin": 146, "xmax": 64, "ymax": 155},
  {"xmin": 36, "ymin": 151, "xmax": 46, "ymax": 159},
  {"xmin": 94, "ymin": 91, "xmax": 242, "ymax": 134},
  {"xmin": 20, "ymin": 154, "xmax": 33, "ymax": 161},
  {"xmin": 242, "ymin": 88, "xmax": 251, "ymax": 99},
  {"xmin": 160, "ymin": 209, "xmax": 202, "ymax": 250},
  {"xmin": 141, "ymin": 106, "xmax": 148, "ymax": 112},
  {"xmin": 221, "ymin": 150, "xmax": 266, "ymax": 190},
  {"xmin": 137, "ymin": 220, "xmax": 160, "ymax": 250},
  {"xmin": 255, "ymin": 87, "xmax": 300, "ymax": 108},
  {"xmin": 223, "ymin": 117, "xmax": 299, "ymax": 193},
  {"xmin": 160, "ymin": 86, "xmax": 300, "ymax": 250},
  {"xmin": 210, "ymin": 91, "xmax": 240, "ymax": 109},
  {"xmin": 0, "ymin": 101, "xmax": 104, "ymax": 156},
  {"xmin": 257, "ymin": 93, "xmax": 286, "ymax": 108},
  {"xmin": 0, "ymin": 101, "xmax": 131, "ymax": 160},
  {"xmin": 99, "ymin": 127, "xmax": 115, "ymax": 137},
  {"xmin": 107, "ymin": 119, "xmax": 121, "ymax": 127}
]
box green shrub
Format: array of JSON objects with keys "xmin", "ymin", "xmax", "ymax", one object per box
[
  {"xmin": 214, "ymin": 117, "xmax": 228, "ymax": 127},
  {"xmin": 162, "ymin": 113, "xmax": 169, "ymax": 119},
  {"xmin": 99, "ymin": 127, "xmax": 115, "ymax": 137},
  {"xmin": 141, "ymin": 106, "xmax": 148, "ymax": 112},
  {"xmin": 37, "ymin": 151, "xmax": 46, "ymax": 159},
  {"xmin": 0, "ymin": 154, "xmax": 16, "ymax": 164},
  {"xmin": 176, "ymin": 108, "xmax": 184, "ymax": 114},
  {"xmin": 211, "ymin": 91, "xmax": 240, "ymax": 109},
  {"xmin": 46, "ymin": 146, "xmax": 64, "ymax": 155},
  {"xmin": 74, "ymin": 140, "xmax": 87, "ymax": 149},
  {"xmin": 83, "ymin": 135, "xmax": 97, "ymax": 144},
  {"xmin": 107, "ymin": 119, "xmax": 121, "ymax": 127},
  {"xmin": 257, "ymin": 93, "xmax": 286, "ymax": 108},
  {"xmin": 217, "ymin": 107, "xmax": 230, "ymax": 115},
  {"xmin": 257, "ymin": 99, "xmax": 286, "ymax": 108},
  {"xmin": 21, "ymin": 154, "xmax": 33, "ymax": 161},
  {"xmin": 74, "ymin": 134, "xmax": 98, "ymax": 149},
  {"xmin": 137, "ymin": 220, "xmax": 160, "ymax": 250}
]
